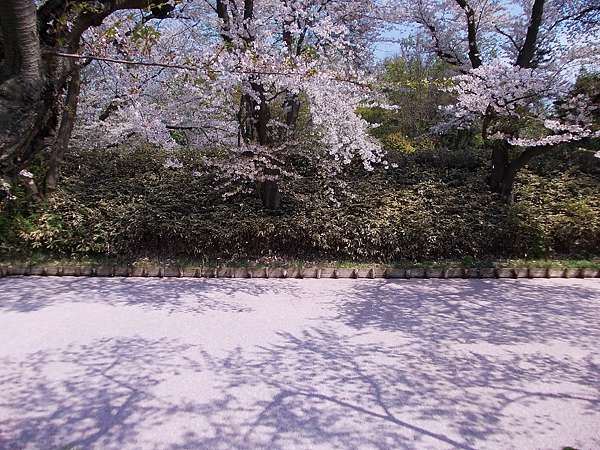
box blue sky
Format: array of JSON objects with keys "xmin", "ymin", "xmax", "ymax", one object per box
[{"xmin": 373, "ymin": 25, "xmax": 413, "ymax": 60}]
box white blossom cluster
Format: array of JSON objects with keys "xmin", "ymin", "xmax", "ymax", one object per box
[
  {"xmin": 388, "ymin": 0, "xmax": 600, "ymax": 150},
  {"xmin": 72, "ymin": 0, "xmax": 388, "ymax": 199}
]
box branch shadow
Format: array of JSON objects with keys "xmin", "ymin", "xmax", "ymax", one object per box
[
  {"xmin": 0, "ymin": 277, "xmax": 304, "ymax": 314},
  {"xmin": 1, "ymin": 279, "xmax": 599, "ymax": 449},
  {"xmin": 333, "ymin": 279, "xmax": 600, "ymax": 348}
]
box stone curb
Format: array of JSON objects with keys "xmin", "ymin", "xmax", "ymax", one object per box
[{"xmin": 1, "ymin": 265, "xmax": 599, "ymax": 279}]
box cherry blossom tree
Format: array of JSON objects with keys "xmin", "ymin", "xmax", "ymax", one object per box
[
  {"xmin": 388, "ymin": 0, "xmax": 600, "ymax": 200},
  {"xmin": 74, "ymin": 0, "xmax": 388, "ymax": 209},
  {"xmin": 0, "ymin": 0, "xmax": 178, "ymax": 200}
]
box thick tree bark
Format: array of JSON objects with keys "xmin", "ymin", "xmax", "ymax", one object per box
[
  {"xmin": 1, "ymin": 0, "xmax": 173, "ymax": 201},
  {"xmin": 487, "ymin": 142, "xmax": 515, "ymax": 201},
  {"xmin": 488, "ymin": 141, "xmax": 552, "ymax": 203},
  {"xmin": 455, "ymin": 0, "xmax": 483, "ymax": 69},
  {"xmin": 219, "ymin": 0, "xmax": 281, "ymax": 210},
  {"xmin": 283, "ymin": 93, "xmax": 301, "ymax": 130},
  {"xmin": 0, "ymin": 0, "xmax": 48, "ymax": 198},
  {"xmin": 237, "ymin": 83, "xmax": 281, "ymax": 210},
  {"xmin": 516, "ymin": 0, "xmax": 545, "ymax": 68},
  {"xmin": 45, "ymin": 67, "xmax": 81, "ymax": 192}
]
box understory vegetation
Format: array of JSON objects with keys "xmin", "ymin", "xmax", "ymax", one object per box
[
  {"xmin": 2, "ymin": 142, "xmax": 599, "ymax": 264},
  {"xmin": 2, "ymin": 1, "xmax": 600, "ymax": 265}
]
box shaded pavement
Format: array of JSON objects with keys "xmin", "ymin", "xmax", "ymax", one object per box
[{"xmin": 0, "ymin": 277, "xmax": 599, "ymax": 449}]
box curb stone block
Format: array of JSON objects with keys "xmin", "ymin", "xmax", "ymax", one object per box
[
  {"xmin": 80, "ymin": 266, "xmax": 94, "ymax": 276},
  {"xmin": 8, "ymin": 266, "xmax": 29, "ymax": 276},
  {"xmin": 29, "ymin": 266, "xmax": 47, "ymax": 276},
  {"xmin": 333, "ymin": 268, "xmax": 353, "ymax": 279},
  {"xmin": 290, "ymin": 267, "xmax": 306, "ymax": 278},
  {"xmin": 304, "ymin": 267, "xmax": 320, "ymax": 279},
  {"xmin": 204, "ymin": 267, "xmax": 218, "ymax": 278},
  {"xmin": 371, "ymin": 268, "xmax": 387, "ymax": 279},
  {"xmin": 145, "ymin": 266, "xmax": 161, "ymax": 277},
  {"xmin": 48, "ymin": 266, "xmax": 61, "ymax": 276},
  {"xmin": 248, "ymin": 268, "xmax": 267, "ymax": 278},
  {"xmin": 268, "ymin": 268, "xmax": 285, "ymax": 279},
  {"xmin": 582, "ymin": 268, "xmax": 599, "ymax": 278},
  {"xmin": 181, "ymin": 267, "xmax": 201, "ymax": 278},
  {"xmin": 231, "ymin": 267, "xmax": 248, "ymax": 278},
  {"xmin": 234, "ymin": 267, "xmax": 248, "ymax": 278},
  {"xmin": 565, "ymin": 268, "xmax": 582, "ymax": 279},
  {"xmin": 69, "ymin": 266, "xmax": 82, "ymax": 277},
  {"xmin": 114, "ymin": 266, "xmax": 130, "ymax": 277},
  {"xmin": 319, "ymin": 268, "xmax": 336, "ymax": 279},
  {"xmin": 385, "ymin": 268, "xmax": 405, "ymax": 279},
  {"xmin": 496, "ymin": 268, "xmax": 513, "ymax": 278},
  {"xmin": 95, "ymin": 266, "xmax": 114, "ymax": 277},
  {"xmin": 463, "ymin": 268, "xmax": 479, "ymax": 278},
  {"xmin": 479, "ymin": 268, "xmax": 496, "ymax": 278},
  {"xmin": 197, "ymin": 267, "xmax": 211, "ymax": 277},
  {"xmin": 514, "ymin": 268, "xmax": 528, "ymax": 278},
  {"xmin": 218, "ymin": 267, "xmax": 235, "ymax": 278},
  {"xmin": 130, "ymin": 267, "xmax": 146, "ymax": 277},
  {"xmin": 425, "ymin": 268, "xmax": 444, "ymax": 278},
  {"xmin": 445, "ymin": 268, "xmax": 464, "ymax": 279},
  {"xmin": 353, "ymin": 269, "xmax": 367, "ymax": 279},
  {"xmin": 406, "ymin": 268, "xmax": 426, "ymax": 279},
  {"xmin": 547, "ymin": 268, "xmax": 565, "ymax": 278},
  {"xmin": 61, "ymin": 266, "xmax": 80, "ymax": 276},
  {"xmin": 287, "ymin": 267, "xmax": 304, "ymax": 279},
  {"xmin": 181, "ymin": 267, "xmax": 196, "ymax": 278},
  {"xmin": 528, "ymin": 268, "xmax": 547, "ymax": 278}
]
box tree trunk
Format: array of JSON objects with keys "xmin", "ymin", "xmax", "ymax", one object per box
[
  {"xmin": 0, "ymin": 0, "xmax": 48, "ymax": 191},
  {"xmin": 488, "ymin": 142, "xmax": 551, "ymax": 203},
  {"xmin": 1, "ymin": 0, "xmax": 174, "ymax": 202},
  {"xmin": 283, "ymin": 93, "xmax": 301, "ymax": 129},
  {"xmin": 45, "ymin": 66, "xmax": 81, "ymax": 192},
  {"xmin": 238, "ymin": 82, "xmax": 282, "ymax": 210},
  {"xmin": 488, "ymin": 142, "xmax": 515, "ymax": 202},
  {"xmin": 257, "ymin": 178, "xmax": 281, "ymax": 210}
]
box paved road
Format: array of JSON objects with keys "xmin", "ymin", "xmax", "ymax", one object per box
[{"xmin": 0, "ymin": 277, "xmax": 599, "ymax": 450}]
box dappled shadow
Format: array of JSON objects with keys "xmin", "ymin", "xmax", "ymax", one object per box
[
  {"xmin": 0, "ymin": 277, "xmax": 304, "ymax": 314},
  {"xmin": 0, "ymin": 337, "xmax": 194, "ymax": 450},
  {"xmin": 333, "ymin": 279, "xmax": 600, "ymax": 349},
  {"xmin": 1, "ymin": 279, "xmax": 599, "ymax": 449},
  {"xmin": 173, "ymin": 320, "xmax": 600, "ymax": 449}
]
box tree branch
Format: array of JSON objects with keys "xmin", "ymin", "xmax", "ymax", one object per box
[
  {"xmin": 455, "ymin": 0, "xmax": 482, "ymax": 68},
  {"xmin": 516, "ymin": 0, "xmax": 545, "ymax": 68},
  {"xmin": 44, "ymin": 51, "xmax": 373, "ymax": 87}
]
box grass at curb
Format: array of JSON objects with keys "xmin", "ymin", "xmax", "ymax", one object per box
[
  {"xmin": 2, "ymin": 253, "xmax": 600, "ymax": 270},
  {"xmin": 1, "ymin": 258, "xmax": 600, "ymax": 279}
]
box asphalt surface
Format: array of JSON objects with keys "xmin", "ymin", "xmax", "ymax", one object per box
[{"xmin": 1, "ymin": 277, "xmax": 599, "ymax": 450}]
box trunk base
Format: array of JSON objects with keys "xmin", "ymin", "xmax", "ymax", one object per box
[{"xmin": 257, "ymin": 180, "xmax": 281, "ymax": 210}]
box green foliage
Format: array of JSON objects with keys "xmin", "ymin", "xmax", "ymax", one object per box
[
  {"xmin": 363, "ymin": 52, "xmax": 453, "ymax": 143},
  {"xmin": 2, "ymin": 144, "xmax": 599, "ymax": 262}
]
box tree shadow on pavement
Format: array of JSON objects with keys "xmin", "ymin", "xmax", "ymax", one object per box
[
  {"xmin": 1, "ymin": 279, "xmax": 599, "ymax": 449},
  {"xmin": 332, "ymin": 279, "xmax": 600, "ymax": 348},
  {"xmin": 0, "ymin": 277, "xmax": 305, "ymax": 314}
]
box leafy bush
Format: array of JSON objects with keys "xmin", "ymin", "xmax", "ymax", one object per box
[{"xmin": 1, "ymin": 143, "xmax": 599, "ymax": 262}]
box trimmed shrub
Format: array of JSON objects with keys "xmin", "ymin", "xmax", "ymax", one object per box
[{"xmin": 1, "ymin": 144, "xmax": 599, "ymax": 262}]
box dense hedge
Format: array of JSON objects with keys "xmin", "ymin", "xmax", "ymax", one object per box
[{"xmin": 1, "ymin": 144, "xmax": 599, "ymax": 262}]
